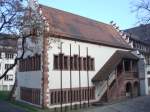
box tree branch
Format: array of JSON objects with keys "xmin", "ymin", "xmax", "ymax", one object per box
[{"xmin": 0, "ymin": 34, "xmax": 31, "ymax": 80}]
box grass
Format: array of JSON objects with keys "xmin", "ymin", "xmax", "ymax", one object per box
[
  {"xmin": 0, "ymin": 91, "xmax": 9, "ymax": 101},
  {"xmin": 0, "ymin": 91, "xmax": 45, "ymax": 112}
]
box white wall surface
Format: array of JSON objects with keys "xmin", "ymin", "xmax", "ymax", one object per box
[
  {"xmin": 17, "ymin": 71, "xmax": 42, "ymax": 89},
  {"xmin": 47, "ymin": 37, "xmax": 126, "ymax": 89},
  {"xmin": 0, "ymin": 52, "xmax": 16, "ymax": 91}
]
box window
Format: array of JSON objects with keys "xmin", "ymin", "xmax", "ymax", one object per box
[
  {"xmin": 50, "ymin": 87, "xmax": 95, "ymax": 105},
  {"xmin": 4, "ymin": 74, "xmax": 13, "ymax": 81},
  {"xmin": 20, "ymin": 87, "xmax": 40, "ymax": 105},
  {"xmin": 87, "ymin": 56, "xmax": 91, "ymax": 70},
  {"xmin": 70, "ymin": 56, "xmax": 74, "ymax": 70},
  {"xmin": 148, "ymin": 78, "xmax": 150, "ymax": 86},
  {"xmin": 64, "ymin": 56, "xmax": 69, "ymax": 70},
  {"xmin": 124, "ymin": 59, "xmax": 131, "ymax": 71},
  {"xmin": 53, "ymin": 54, "xmax": 95, "ymax": 71},
  {"xmin": 74, "ymin": 55, "xmax": 78, "ymax": 70},
  {"xmin": 5, "ymin": 53, "xmax": 14, "ymax": 59},
  {"xmin": 79, "ymin": 57, "xmax": 83, "ymax": 70},
  {"xmin": 83, "ymin": 58, "xmax": 87, "ymax": 70},
  {"xmin": 5, "ymin": 64, "xmax": 13, "ymax": 69},
  {"xmin": 59, "ymin": 53, "xmax": 64, "ymax": 69},
  {"xmin": 19, "ymin": 55, "xmax": 41, "ymax": 72},
  {"xmin": 91, "ymin": 58, "xmax": 95, "ymax": 70},
  {"xmin": 3, "ymin": 85, "xmax": 8, "ymax": 91}
]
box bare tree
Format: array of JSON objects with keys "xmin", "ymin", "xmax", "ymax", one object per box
[
  {"xmin": 0, "ymin": 0, "xmax": 43, "ymax": 80},
  {"xmin": 132, "ymin": 0, "xmax": 150, "ymax": 24}
]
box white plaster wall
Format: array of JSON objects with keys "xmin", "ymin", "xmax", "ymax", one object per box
[
  {"xmin": 16, "ymin": 34, "xmax": 43, "ymax": 89},
  {"xmin": 0, "ymin": 52, "xmax": 17, "ymax": 91},
  {"xmin": 17, "ymin": 71, "xmax": 42, "ymax": 89},
  {"xmin": 47, "ymin": 37, "xmax": 126, "ymax": 89}
]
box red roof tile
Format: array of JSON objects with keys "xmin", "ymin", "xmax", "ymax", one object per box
[{"xmin": 40, "ymin": 4, "xmax": 131, "ymax": 49}]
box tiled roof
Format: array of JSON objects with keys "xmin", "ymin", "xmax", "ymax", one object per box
[
  {"xmin": 39, "ymin": 4, "xmax": 131, "ymax": 50},
  {"xmin": 125, "ymin": 24, "xmax": 150, "ymax": 45},
  {"xmin": 92, "ymin": 50, "xmax": 138, "ymax": 82}
]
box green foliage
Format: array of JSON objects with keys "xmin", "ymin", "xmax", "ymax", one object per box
[{"xmin": 0, "ymin": 91, "xmax": 9, "ymax": 101}]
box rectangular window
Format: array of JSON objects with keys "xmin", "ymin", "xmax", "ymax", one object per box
[
  {"xmin": 53, "ymin": 54, "xmax": 95, "ymax": 71},
  {"xmin": 5, "ymin": 64, "xmax": 13, "ymax": 69},
  {"xmin": 19, "ymin": 55, "xmax": 41, "ymax": 72},
  {"xmin": 148, "ymin": 78, "xmax": 150, "ymax": 86},
  {"xmin": 87, "ymin": 56, "xmax": 91, "ymax": 70},
  {"xmin": 59, "ymin": 53, "xmax": 64, "ymax": 70},
  {"xmin": 64, "ymin": 56, "xmax": 68, "ymax": 70},
  {"xmin": 91, "ymin": 58, "xmax": 95, "ymax": 70},
  {"xmin": 50, "ymin": 87, "xmax": 95, "ymax": 105},
  {"xmin": 74, "ymin": 55, "xmax": 78, "ymax": 70},
  {"xmin": 83, "ymin": 58, "xmax": 87, "ymax": 70},
  {"xmin": 4, "ymin": 74, "xmax": 13, "ymax": 81},
  {"xmin": 20, "ymin": 87, "xmax": 40, "ymax": 105},
  {"xmin": 5, "ymin": 53, "xmax": 14, "ymax": 59},
  {"xmin": 79, "ymin": 57, "xmax": 82, "ymax": 70},
  {"xmin": 70, "ymin": 56, "xmax": 74, "ymax": 70}
]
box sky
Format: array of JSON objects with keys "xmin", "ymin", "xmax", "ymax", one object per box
[{"xmin": 38, "ymin": 0, "xmax": 138, "ymax": 30}]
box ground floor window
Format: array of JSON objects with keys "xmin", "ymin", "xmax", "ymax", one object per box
[
  {"xmin": 20, "ymin": 87, "xmax": 41, "ymax": 105},
  {"xmin": 3, "ymin": 85, "xmax": 8, "ymax": 91},
  {"xmin": 50, "ymin": 87, "xmax": 95, "ymax": 105},
  {"xmin": 148, "ymin": 78, "xmax": 150, "ymax": 86}
]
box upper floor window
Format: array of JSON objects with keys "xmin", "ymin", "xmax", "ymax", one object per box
[
  {"xmin": 5, "ymin": 53, "xmax": 14, "ymax": 59},
  {"xmin": 64, "ymin": 56, "xmax": 69, "ymax": 70},
  {"xmin": 5, "ymin": 64, "xmax": 13, "ymax": 69},
  {"xmin": 53, "ymin": 54, "xmax": 95, "ymax": 71},
  {"xmin": 0, "ymin": 53, "xmax": 1, "ymax": 59},
  {"xmin": 54, "ymin": 55, "xmax": 59, "ymax": 69},
  {"xmin": 19, "ymin": 55, "xmax": 41, "ymax": 72}
]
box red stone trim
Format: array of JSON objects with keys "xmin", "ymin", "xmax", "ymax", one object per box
[
  {"xmin": 42, "ymin": 33, "xmax": 49, "ymax": 108},
  {"xmin": 50, "ymin": 87, "xmax": 95, "ymax": 105}
]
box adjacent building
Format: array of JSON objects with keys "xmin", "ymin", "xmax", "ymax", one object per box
[
  {"xmin": 125, "ymin": 24, "xmax": 150, "ymax": 95},
  {"xmin": 13, "ymin": 3, "xmax": 142, "ymax": 109},
  {"xmin": 0, "ymin": 33, "xmax": 17, "ymax": 91}
]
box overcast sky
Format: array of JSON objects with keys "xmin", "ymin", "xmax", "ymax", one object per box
[{"xmin": 38, "ymin": 0, "xmax": 138, "ymax": 30}]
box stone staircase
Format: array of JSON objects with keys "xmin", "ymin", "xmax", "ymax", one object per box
[{"xmin": 93, "ymin": 72, "xmax": 116, "ymax": 105}]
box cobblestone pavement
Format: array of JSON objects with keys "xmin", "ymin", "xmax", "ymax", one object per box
[
  {"xmin": 76, "ymin": 96, "xmax": 150, "ymax": 112},
  {"xmin": 0, "ymin": 100, "xmax": 26, "ymax": 112}
]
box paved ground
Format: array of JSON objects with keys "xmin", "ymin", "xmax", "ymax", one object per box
[
  {"xmin": 1, "ymin": 96, "xmax": 150, "ymax": 112},
  {"xmin": 0, "ymin": 100, "xmax": 26, "ymax": 112},
  {"xmin": 77, "ymin": 96, "xmax": 150, "ymax": 112}
]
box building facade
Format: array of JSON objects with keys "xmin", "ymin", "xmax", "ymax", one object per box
[
  {"xmin": 0, "ymin": 34, "xmax": 17, "ymax": 91},
  {"xmin": 14, "ymin": 2, "xmax": 141, "ymax": 109},
  {"xmin": 125, "ymin": 24, "xmax": 150, "ymax": 95}
]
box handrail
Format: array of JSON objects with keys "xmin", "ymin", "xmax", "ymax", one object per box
[{"xmin": 97, "ymin": 72, "xmax": 116, "ymax": 100}]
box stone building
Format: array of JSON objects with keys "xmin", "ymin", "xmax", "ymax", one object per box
[
  {"xmin": 13, "ymin": 2, "xmax": 141, "ymax": 109},
  {"xmin": 0, "ymin": 33, "xmax": 17, "ymax": 91},
  {"xmin": 125, "ymin": 24, "xmax": 150, "ymax": 95}
]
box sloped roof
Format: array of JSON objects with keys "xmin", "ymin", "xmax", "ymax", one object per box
[
  {"xmin": 39, "ymin": 4, "xmax": 131, "ymax": 50},
  {"xmin": 92, "ymin": 50, "xmax": 138, "ymax": 82},
  {"xmin": 125, "ymin": 24, "xmax": 150, "ymax": 46}
]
